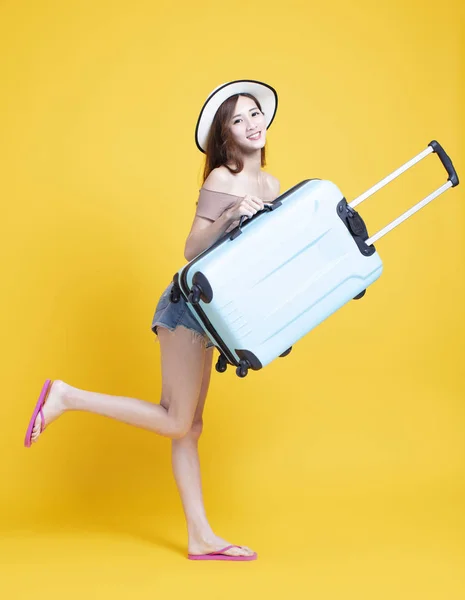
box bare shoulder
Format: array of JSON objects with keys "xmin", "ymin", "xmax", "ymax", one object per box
[
  {"xmin": 202, "ymin": 166, "xmax": 235, "ymax": 193},
  {"xmin": 264, "ymin": 172, "xmax": 280, "ymax": 199}
]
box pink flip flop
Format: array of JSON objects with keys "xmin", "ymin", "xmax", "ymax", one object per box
[
  {"xmin": 187, "ymin": 545, "xmax": 257, "ymax": 561},
  {"xmin": 24, "ymin": 379, "xmax": 52, "ymax": 447}
]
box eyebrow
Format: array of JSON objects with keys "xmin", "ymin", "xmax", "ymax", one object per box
[{"xmin": 231, "ymin": 107, "xmax": 259, "ymax": 120}]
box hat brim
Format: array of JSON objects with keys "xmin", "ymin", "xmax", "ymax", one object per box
[{"xmin": 195, "ymin": 79, "xmax": 278, "ymax": 154}]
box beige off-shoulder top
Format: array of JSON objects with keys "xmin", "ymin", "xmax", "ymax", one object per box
[{"xmin": 195, "ymin": 187, "xmax": 243, "ymax": 233}]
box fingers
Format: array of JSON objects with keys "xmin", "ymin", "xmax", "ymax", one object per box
[
  {"xmin": 245, "ymin": 195, "xmax": 265, "ymax": 211},
  {"xmin": 231, "ymin": 195, "xmax": 266, "ymax": 221},
  {"xmin": 240, "ymin": 195, "xmax": 264, "ymax": 218}
]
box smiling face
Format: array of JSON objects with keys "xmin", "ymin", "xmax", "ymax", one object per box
[{"xmin": 228, "ymin": 95, "xmax": 267, "ymax": 153}]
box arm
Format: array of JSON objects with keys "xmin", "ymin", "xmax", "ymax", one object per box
[
  {"xmin": 184, "ymin": 169, "xmax": 279, "ymax": 261},
  {"xmin": 184, "ymin": 168, "xmax": 236, "ymax": 261},
  {"xmin": 184, "ymin": 213, "xmax": 236, "ymax": 262}
]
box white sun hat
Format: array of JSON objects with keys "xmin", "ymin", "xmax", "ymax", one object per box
[{"xmin": 194, "ymin": 79, "xmax": 278, "ymax": 153}]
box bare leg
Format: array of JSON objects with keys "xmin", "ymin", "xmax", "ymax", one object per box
[
  {"xmin": 31, "ymin": 326, "xmax": 205, "ymax": 442},
  {"xmin": 165, "ymin": 344, "xmax": 214, "ymax": 541},
  {"xmin": 161, "ymin": 334, "xmax": 255, "ymax": 558},
  {"xmin": 30, "ymin": 325, "xmax": 255, "ymax": 557}
]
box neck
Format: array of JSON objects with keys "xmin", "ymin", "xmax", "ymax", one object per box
[{"xmin": 228, "ymin": 149, "xmax": 262, "ymax": 176}]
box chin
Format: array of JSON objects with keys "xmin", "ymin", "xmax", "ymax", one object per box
[{"xmin": 241, "ymin": 138, "xmax": 266, "ymax": 153}]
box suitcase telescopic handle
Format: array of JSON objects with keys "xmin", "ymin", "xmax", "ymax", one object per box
[{"xmin": 349, "ymin": 140, "xmax": 460, "ymax": 246}]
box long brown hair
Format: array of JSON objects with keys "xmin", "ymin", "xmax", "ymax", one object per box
[{"xmin": 202, "ymin": 93, "xmax": 267, "ymax": 184}]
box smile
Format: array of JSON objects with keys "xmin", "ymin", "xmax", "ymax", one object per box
[{"xmin": 247, "ymin": 131, "xmax": 262, "ymax": 141}]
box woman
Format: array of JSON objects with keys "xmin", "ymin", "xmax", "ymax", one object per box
[{"xmin": 24, "ymin": 79, "xmax": 281, "ymax": 561}]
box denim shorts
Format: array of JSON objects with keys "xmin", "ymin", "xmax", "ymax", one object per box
[{"xmin": 151, "ymin": 282, "xmax": 214, "ymax": 349}]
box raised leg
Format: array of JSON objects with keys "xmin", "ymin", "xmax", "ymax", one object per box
[{"xmin": 31, "ymin": 326, "xmax": 206, "ymax": 442}]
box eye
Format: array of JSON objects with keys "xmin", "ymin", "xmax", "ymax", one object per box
[{"xmin": 233, "ymin": 110, "xmax": 261, "ymax": 125}]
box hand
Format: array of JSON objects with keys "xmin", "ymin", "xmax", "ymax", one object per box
[{"xmin": 226, "ymin": 195, "xmax": 267, "ymax": 222}]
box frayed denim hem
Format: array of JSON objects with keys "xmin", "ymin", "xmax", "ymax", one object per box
[{"xmin": 152, "ymin": 323, "xmax": 214, "ymax": 350}]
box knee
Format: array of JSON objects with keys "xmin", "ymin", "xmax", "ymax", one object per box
[
  {"xmin": 169, "ymin": 420, "xmax": 192, "ymax": 440},
  {"xmin": 190, "ymin": 418, "xmax": 203, "ymax": 441},
  {"xmin": 170, "ymin": 418, "xmax": 203, "ymax": 441}
]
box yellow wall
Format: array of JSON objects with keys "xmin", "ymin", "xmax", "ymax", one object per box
[{"xmin": 1, "ymin": 0, "xmax": 464, "ymax": 598}]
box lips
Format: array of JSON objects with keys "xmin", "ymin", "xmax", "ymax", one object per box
[{"xmin": 247, "ymin": 131, "xmax": 261, "ymax": 141}]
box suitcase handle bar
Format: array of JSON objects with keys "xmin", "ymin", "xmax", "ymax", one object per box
[
  {"xmin": 349, "ymin": 140, "xmax": 460, "ymax": 246},
  {"xmin": 230, "ymin": 201, "xmax": 281, "ymax": 240},
  {"xmin": 429, "ymin": 140, "xmax": 459, "ymax": 187},
  {"xmin": 238, "ymin": 203, "xmax": 276, "ymax": 228}
]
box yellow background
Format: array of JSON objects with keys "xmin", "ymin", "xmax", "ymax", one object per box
[{"xmin": 1, "ymin": 0, "xmax": 464, "ymax": 598}]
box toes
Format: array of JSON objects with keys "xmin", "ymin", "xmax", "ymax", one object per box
[
  {"xmin": 226, "ymin": 545, "xmax": 253, "ymax": 556},
  {"xmin": 31, "ymin": 419, "xmax": 41, "ymax": 442},
  {"xmin": 32, "ymin": 412, "xmax": 44, "ymax": 438}
]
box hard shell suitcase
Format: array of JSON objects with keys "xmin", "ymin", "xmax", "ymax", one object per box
[{"xmin": 170, "ymin": 141, "xmax": 459, "ymax": 377}]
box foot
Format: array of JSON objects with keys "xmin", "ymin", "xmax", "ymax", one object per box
[
  {"xmin": 188, "ymin": 533, "xmax": 256, "ymax": 559},
  {"xmin": 31, "ymin": 380, "xmax": 68, "ymax": 443}
]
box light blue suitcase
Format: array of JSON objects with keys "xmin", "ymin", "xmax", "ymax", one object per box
[{"xmin": 170, "ymin": 141, "xmax": 459, "ymax": 377}]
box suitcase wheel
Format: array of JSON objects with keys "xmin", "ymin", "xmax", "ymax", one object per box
[
  {"xmin": 353, "ymin": 289, "xmax": 366, "ymax": 300},
  {"xmin": 215, "ymin": 354, "xmax": 228, "ymax": 373},
  {"xmin": 188, "ymin": 284, "xmax": 202, "ymax": 304},
  {"xmin": 236, "ymin": 360, "xmax": 249, "ymax": 378},
  {"xmin": 188, "ymin": 272, "xmax": 213, "ymax": 304},
  {"xmin": 279, "ymin": 347, "xmax": 292, "ymax": 358},
  {"xmin": 170, "ymin": 283, "xmax": 181, "ymax": 303}
]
